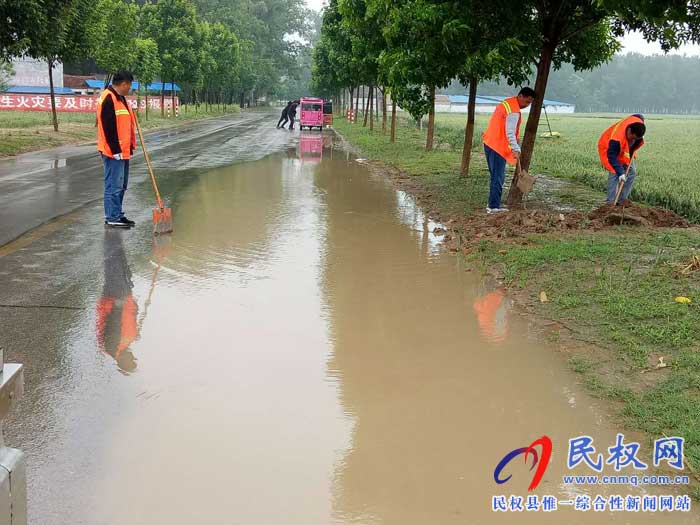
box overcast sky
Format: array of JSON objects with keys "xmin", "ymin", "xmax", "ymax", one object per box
[{"xmin": 304, "ymin": 0, "xmax": 700, "ymax": 57}]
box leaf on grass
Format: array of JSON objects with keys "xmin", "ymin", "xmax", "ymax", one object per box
[{"xmin": 539, "ymin": 291, "xmax": 548, "ymax": 303}]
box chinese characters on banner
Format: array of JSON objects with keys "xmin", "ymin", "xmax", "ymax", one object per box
[{"xmin": 0, "ymin": 94, "xmax": 179, "ymax": 113}]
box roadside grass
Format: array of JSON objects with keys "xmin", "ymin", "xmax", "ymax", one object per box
[
  {"xmin": 0, "ymin": 104, "xmax": 241, "ymax": 157},
  {"xmin": 335, "ymin": 115, "xmax": 700, "ymax": 478},
  {"xmin": 475, "ymin": 231, "xmax": 700, "ymax": 471}
]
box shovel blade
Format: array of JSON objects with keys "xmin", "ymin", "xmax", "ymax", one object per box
[{"xmin": 152, "ymin": 207, "xmax": 173, "ymax": 235}]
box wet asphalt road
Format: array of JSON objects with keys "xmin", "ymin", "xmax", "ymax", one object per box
[
  {"xmin": 0, "ymin": 111, "xmax": 279, "ymax": 247},
  {"xmin": 1, "ymin": 113, "xmax": 698, "ymax": 524}
]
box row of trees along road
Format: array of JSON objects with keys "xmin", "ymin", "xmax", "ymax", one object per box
[
  {"xmin": 311, "ymin": 0, "xmax": 700, "ymax": 206},
  {"xmin": 0, "ymin": 0, "xmax": 312, "ymax": 131}
]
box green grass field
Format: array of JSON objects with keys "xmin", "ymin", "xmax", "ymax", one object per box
[
  {"xmin": 0, "ymin": 103, "xmax": 240, "ymax": 157},
  {"xmin": 433, "ymin": 112, "xmax": 700, "ymax": 221}
]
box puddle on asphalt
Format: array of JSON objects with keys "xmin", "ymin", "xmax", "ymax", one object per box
[{"xmin": 4, "ymin": 131, "xmax": 698, "ymax": 524}]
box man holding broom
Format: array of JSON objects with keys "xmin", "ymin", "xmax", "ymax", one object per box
[
  {"xmin": 597, "ymin": 114, "xmax": 646, "ymax": 205},
  {"xmin": 97, "ymin": 70, "xmax": 137, "ymax": 228}
]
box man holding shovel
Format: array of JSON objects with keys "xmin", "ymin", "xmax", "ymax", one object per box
[
  {"xmin": 597, "ymin": 114, "xmax": 646, "ymax": 205},
  {"xmin": 97, "ymin": 70, "xmax": 137, "ymax": 228},
  {"xmin": 482, "ymin": 87, "xmax": 536, "ymax": 214}
]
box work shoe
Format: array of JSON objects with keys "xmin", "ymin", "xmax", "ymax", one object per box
[
  {"xmin": 486, "ymin": 207, "xmax": 508, "ymax": 214},
  {"xmin": 105, "ymin": 220, "xmax": 131, "ymax": 229},
  {"xmin": 120, "ymin": 216, "xmax": 136, "ymax": 226}
]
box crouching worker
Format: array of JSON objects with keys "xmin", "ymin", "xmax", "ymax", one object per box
[
  {"xmin": 597, "ymin": 114, "xmax": 646, "ymax": 205},
  {"xmin": 482, "ymin": 87, "xmax": 536, "ymax": 214},
  {"xmin": 97, "ymin": 70, "xmax": 137, "ymax": 228}
]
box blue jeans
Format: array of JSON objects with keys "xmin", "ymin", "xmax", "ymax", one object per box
[
  {"xmin": 606, "ymin": 162, "xmax": 636, "ymax": 203},
  {"xmin": 484, "ymin": 144, "xmax": 507, "ymax": 209},
  {"xmin": 102, "ymin": 154, "xmax": 129, "ymax": 221}
]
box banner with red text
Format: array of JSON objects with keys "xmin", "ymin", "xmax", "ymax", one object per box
[{"xmin": 0, "ymin": 94, "xmax": 179, "ymax": 112}]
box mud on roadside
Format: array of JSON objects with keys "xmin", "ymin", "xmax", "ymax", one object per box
[{"xmin": 366, "ymin": 159, "xmax": 690, "ymax": 251}]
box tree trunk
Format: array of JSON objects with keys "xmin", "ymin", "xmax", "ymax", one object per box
[
  {"xmin": 425, "ymin": 85, "xmax": 435, "ymax": 151},
  {"xmin": 48, "ymin": 60, "xmax": 58, "ymax": 132},
  {"xmin": 171, "ymin": 79, "xmax": 176, "ymax": 116},
  {"xmin": 349, "ymin": 86, "xmax": 354, "ymax": 116},
  {"xmin": 382, "ymin": 88, "xmax": 387, "ymax": 134},
  {"xmin": 161, "ymin": 85, "xmax": 165, "ymax": 117},
  {"xmin": 369, "ymin": 85, "xmax": 374, "ymax": 131},
  {"xmin": 355, "ymin": 86, "xmax": 360, "ymax": 121},
  {"xmin": 362, "ymin": 85, "xmax": 368, "ymax": 127},
  {"xmin": 506, "ymin": 41, "xmax": 555, "ymax": 206},
  {"xmin": 460, "ymin": 78, "xmax": 478, "ymax": 177},
  {"xmin": 145, "ymin": 92, "xmax": 149, "ymax": 120},
  {"xmin": 390, "ymin": 98, "xmax": 396, "ymax": 144},
  {"xmin": 376, "ymin": 88, "xmax": 380, "ymax": 119}
]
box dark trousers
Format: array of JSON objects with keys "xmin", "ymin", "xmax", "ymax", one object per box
[
  {"xmin": 484, "ymin": 144, "xmax": 507, "ymax": 209},
  {"xmin": 102, "ymin": 154, "xmax": 129, "ymax": 221},
  {"xmin": 288, "ymin": 114, "xmax": 295, "ymax": 129},
  {"xmin": 277, "ymin": 113, "xmax": 289, "ymax": 128}
]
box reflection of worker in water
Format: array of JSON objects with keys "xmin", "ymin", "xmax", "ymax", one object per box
[
  {"xmin": 96, "ymin": 229, "xmax": 139, "ymax": 373},
  {"xmin": 472, "ymin": 288, "xmax": 509, "ymax": 343}
]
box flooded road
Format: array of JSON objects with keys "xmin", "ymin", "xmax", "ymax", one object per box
[{"xmin": 1, "ymin": 125, "xmax": 697, "ymax": 524}]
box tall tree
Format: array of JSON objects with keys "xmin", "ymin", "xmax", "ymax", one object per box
[
  {"xmin": 141, "ymin": 0, "xmax": 200, "ymax": 115},
  {"xmin": 436, "ymin": 2, "xmax": 530, "ymax": 176},
  {"xmin": 311, "ymin": 0, "xmax": 356, "ymax": 103},
  {"xmin": 374, "ymin": 0, "xmax": 463, "ymax": 150},
  {"xmin": 338, "ymin": 0, "xmax": 383, "ymax": 126},
  {"xmin": 27, "ymin": 0, "xmax": 95, "ymax": 131},
  {"xmin": 89, "ymin": 0, "xmax": 139, "ymax": 81},
  {"xmin": 131, "ymin": 37, "xmax": 161, "ymax": 119}
]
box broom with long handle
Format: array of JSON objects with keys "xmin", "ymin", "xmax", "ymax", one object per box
[{"xmin": 132, "ymin": 110, "xmax": 173, "ymax": 234}]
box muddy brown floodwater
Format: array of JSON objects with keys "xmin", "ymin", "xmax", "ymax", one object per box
[{"xmin": 2, "ymin": 131, "xmax": 698, "ymax": 524}]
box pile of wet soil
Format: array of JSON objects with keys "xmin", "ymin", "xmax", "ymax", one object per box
[
  {"xmin": 587, "ymin": 203, "xmax": 689, "ymax": 228},
  {"xmin": 437, "ymin": 203, "xmax": 690, "ymax": 251}
]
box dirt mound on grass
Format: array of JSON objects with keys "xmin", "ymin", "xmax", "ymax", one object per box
[
  {"xmin": 441, "ymin": 209, "xmax": 585, "ymax": 248},
  {"xmin": 439, "ymin": 204, "xmax": 690, "ymax": 252},
  {"xmin": 587, "ymin": 203, "xmax": 689, "ymax": 228}
]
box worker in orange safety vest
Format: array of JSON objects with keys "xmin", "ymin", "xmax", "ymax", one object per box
[
  {"xmin": 97, "ymin": 70, "xmax": 137, "ymax": 229},
  {"xmin": 597, "ymin": 114, "xmax": 646, "ymax": 204},
  {"xmin": 482, "ymin": 87, "xmax": 536, "ymax": 214}
]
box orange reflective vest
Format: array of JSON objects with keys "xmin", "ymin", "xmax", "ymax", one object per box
[
  {"xmin": 97, "ymin": 89, "xmax": 136, "ymax": 160},
  {"xmin": 96, "ymin": 295, "xmax": 138, "ymax": 358},
  {"xmin": 473, "ymin": 290, "xmax": 507, "ymax": 343},
  {"xmin": 597, "ymin": 115, "xmax": 645, "ymax": 173},
  {"xmin": 482, "ymin": 97, "xmax": 521, "ymax": 165}
]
